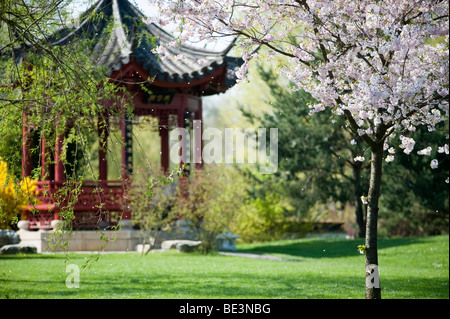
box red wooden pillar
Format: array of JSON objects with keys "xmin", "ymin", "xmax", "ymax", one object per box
[
  {"xmin": 54, "ymin": 132, "xmax": 65, "ymax": 183},
  {"xmin": 120, "ymin": 110, "xmax": 133, "ymax": 180},
  {"xmin": 177, "ymin": 96, "xmax": 188, "ymax": 169},
  {"xmin": 40, "ymin": 136, "xmax": 49, "ymax": 180},
  {"xmin": 120, "ymin": 110, "xmax": 132, "ymax": 228},
  {"xmin": 120, "ymin": 111, "xmax": 127, "ymax": 180},
  {"xmin": 98, "ymin": 115, "xmax": 109, "ymax": 181},
  {"xmin": 177, "ymin": 96, "xmax": 189, "ymax": 197},
  {"xmin": 159, "ymin": 113, "xmax": 169, "ymax": 173},
  {"xmin": 120, "ymin": 112, "xmax": 125, "ymax": 179},
  {"xmin": 193, "ymin": 99, "xmax": 203, "ymax": 169},
  {"xmin": 22, "ymin": 112, "xmax": 32, "ymax": 178}
]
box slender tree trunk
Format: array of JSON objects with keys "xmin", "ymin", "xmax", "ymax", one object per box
[
  {"xmin": 365, "ymin": 144, "xmax": 383, "ymax": 299},
  {"xmin": 353, "ymin": 162, "xmax": 366, "ymax": 238}
]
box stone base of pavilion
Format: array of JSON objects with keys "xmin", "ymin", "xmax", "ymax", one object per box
[
  {"xmin": 16, "ymin": 220, "xmax": 198, "ymax": 253},
  {"xmin": 17, "ymin": 229, "xmax": 141, "ymax": 253}
]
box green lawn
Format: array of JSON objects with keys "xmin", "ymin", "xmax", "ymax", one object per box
[{"xmin": 0, "ymin": 235, "xmax": 448, "ymax": 299}]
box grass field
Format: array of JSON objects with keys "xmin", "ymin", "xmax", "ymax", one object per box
[{"xmin": 0, "ymin": 235, "xmax": 448, "ymax": 299}]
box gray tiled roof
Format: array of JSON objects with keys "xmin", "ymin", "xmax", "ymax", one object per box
[{"xmin": 49, "ymin": 0, "xmax": 242, "ymax": 91}]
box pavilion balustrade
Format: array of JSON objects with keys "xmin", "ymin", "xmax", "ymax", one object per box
[{"xmin": 24, "ymin": 180, "xmax": 127, "ymax": 230}]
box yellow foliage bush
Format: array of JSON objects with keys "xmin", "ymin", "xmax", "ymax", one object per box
[{"xmin": 0, "ymin": 159, "xmax": 38, "ymax": 229}]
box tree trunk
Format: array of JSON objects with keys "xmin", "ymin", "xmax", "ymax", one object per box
[
  {"xmin": 353, "ymin": 162, "xmax": 366, "ymax": 238},
  {"xmin": 365, "ymin": 145, "xmax": 383, "ymax": 299}
]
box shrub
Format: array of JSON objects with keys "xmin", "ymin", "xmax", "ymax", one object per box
[
  {"xmin": 0, "ymin": 159, "xmax": 38, "ymax": 229},
  {"xmin": 174, "ymin": 166, "xmax": 247, "ymax": 253},
  {"xmin": 129, "ymin": 170, "xmax": 179, "ymax": 255},
  {"xmin": 231, "ymin": 193, "xmax": 312, "ymax": 243}
]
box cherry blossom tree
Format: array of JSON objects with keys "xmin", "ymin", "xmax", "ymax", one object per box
[{"xmin": 149, "ymin": 0, "xmax": 449, "ymax": 299}]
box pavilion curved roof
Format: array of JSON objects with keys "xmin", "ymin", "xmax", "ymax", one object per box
[{"xmin": 49, "ymin": 0, "xmax": 242, "ymax": 93}]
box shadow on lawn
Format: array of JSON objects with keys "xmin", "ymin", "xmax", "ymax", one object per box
[
  {"xmin": 0, "ymin": 254, "xmax": 70, "ymax": 260},
  {"xmin": 234, "ymin": 237, "xmax": 428, "ymax": 259}
]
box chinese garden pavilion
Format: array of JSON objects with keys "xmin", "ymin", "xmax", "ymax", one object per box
[{"xmin": 20, "ymin": 0, "xmax": 241, "ymax": 231}]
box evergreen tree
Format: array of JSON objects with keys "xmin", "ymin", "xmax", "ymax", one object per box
[
  {"xmin": 241, "ymin": 65, "xmax": 370, "ymax": 237},
  {"xmin": 380, "ymin": 123, "xmax": 449, "ymax": 236}
]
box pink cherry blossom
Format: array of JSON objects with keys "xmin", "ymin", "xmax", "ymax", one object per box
[
  {"xmin": 438, "ymin": 144, "xmax": 449, "ymax": 154},
  {"xmin": 385, "ymin": 155, "xmax": 395, "ymax": 163},
  {"xmin": 430, "ymin": 159, "xmax": 439, "ymax": 169},
  {"xmin": 399, "ymin": 136, "xmax": 416, "ymax": 155},
  {"xmin": 417, "ymin": 147, "xmax": 432, "ymax": 156},
  {"xmin": 150, "ymin": 1, "xmax": 447, "ymax": 148}
]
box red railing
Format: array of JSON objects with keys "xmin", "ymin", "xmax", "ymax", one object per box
[{"xmin": 24, "ymin": 180, "xmax": 128, "ymax": 230}]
